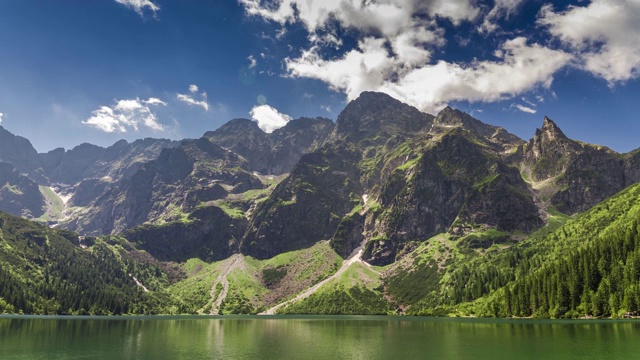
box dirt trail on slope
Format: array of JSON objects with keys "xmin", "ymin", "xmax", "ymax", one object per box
[
  {"xmin": 130, "ymin": 274, "xmax": 149, "ymax": 292},
  {"xmin": 259, "ymin": 240, "xmax": 378, "ymax": 315},
  {"xmin": 208, "ymin": 254, "xmax": 243, "ymax": 315}
]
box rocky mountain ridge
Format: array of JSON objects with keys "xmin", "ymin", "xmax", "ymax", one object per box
[
  {"xmin": 1, "ymin": 91, "xmax": 640, "ymax": 318},
  {"xmin": 0, "ymin": 92, "xmax": 639, "ymax": 267}
]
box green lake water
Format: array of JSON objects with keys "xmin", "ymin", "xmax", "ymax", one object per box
[{"xmin": 1, "ymin": 315, "xmax": 639, "ymax": 359}]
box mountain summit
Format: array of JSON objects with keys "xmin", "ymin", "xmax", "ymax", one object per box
[{"xmin": 333, "ymin": 92, "xmax": 433, "ymax": 140}]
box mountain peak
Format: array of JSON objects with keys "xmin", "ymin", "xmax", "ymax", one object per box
[
  {"xmin": 334, "ymin": 91, "xmax": 433, "ymax": 139},
  {"xmin": 537, "ymin": 116, "xmax": 568, "ymax": 140},
  {"xmin": 434, "ymin": 106, "xmax": 465, "ymax": 127}
]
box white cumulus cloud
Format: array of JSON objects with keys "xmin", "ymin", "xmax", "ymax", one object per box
[
  {"xmin": 250, "ymin": 104, "xmax": 292, "ymax": 133},
  {"xmin": 288, "ymin": 37, "xmax": 570, "ymax": 113},
  {"xmin": 83, "ymin": 98, "xmax": 166, "ymax": 133},
  {"xmin": 177, "ymin": 85, "xmax": 209, "ymax": 111},
  {"xmin": 115, "ymin": 0, "xmax": 159, "ymax": 16},
  {"xmin": 0, "ymin": 112, "xmax": 4, "ymax": 126},
  {"xmin": 240, "ymin": 0, "xmax": 480, "ymax": 33},
  {"xmin": 241, "ymin": 0, "xmax": 572, "ymax": 114},
  {"xmin": 539, "ymin": 0, "xmax": 640, "ymax": 84}
]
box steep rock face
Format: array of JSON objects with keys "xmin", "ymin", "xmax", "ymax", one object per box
[
  {"xmin": 522, "ymin": 117, "xmax": 640, "ymax": 214},
  {"xmin": 240, "ymin": 92, "xmax": 435, "ymax": 260},
  {"xmin": 364, "ymin": 128, "xmax": 541, "ymax": 265},
  {"xmin": 269, "ymin": 117, "xmax": 335, "ymax": 174},
  {"xmin": 206, "ymin": 117, "xmax": 334, "ymax": 175},
  {"xmin": 331, "ymin": 91, "xmax": 433, "ymax": 141},
  {"xmin": 624, "ymin": 150, "xmax": 640, "ymax": 185},
  {"xmin": 241, "ymin": 143, "xmax": 362, "ymax": 259},
  {"xmin": 205, "ymin": 119, "xmax": 272, "ymax": 172},
  {"xmin": 124, "ymin": 205, "xmax": 245, "ymax": 262},
  {"xmin": 523, "ymin": 117, "xmax": 584, "ymax": 181},
  {"xmin": 0, "ymin": 127, "xmax": 47, "ymax": 183},
  {"xmin": 551, "ymin": 149, "xmax": 627, "ymax": 213},
  {"xmin": 65, "ymin": 137, "xmax": 263, "ymax": 235},
  {"xmin": 0, "ymin": 162, "xmax": 45, "ymax": 218}
]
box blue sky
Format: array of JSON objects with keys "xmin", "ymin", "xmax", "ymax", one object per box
[{"xmin": 0, "ymin": 0, "xmax": 639, "ymax": 153}]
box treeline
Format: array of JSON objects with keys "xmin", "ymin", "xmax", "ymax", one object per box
[
  {"xmin": 0, "ymin": 212, "xmax": 180, "ymax": 315},
  {"xmin": 501, "ymin": 218, "xmax": 640, "ymax": 318}
]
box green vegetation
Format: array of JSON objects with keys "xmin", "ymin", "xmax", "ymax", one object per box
[
  {"xmin": 3, "ymin": 183, "xmax": 23, "ymax": 195},
  {"xmin": 214, "ymin": 201, "xmax": 245, "ymax": 219},
  {"xmin": 35, "ymin": 186, "xmax": 65, "ymax": 222},
  {"xmin": 280, "ymin": 262, "xmax": 390, "ymax": 315},
  {"xmin": 165, "ymin": 260, "xmax": 222, "ymax": 314},
  {"xmin": 0, "ymin": 212, "xmax": 174, "ymax": 315}
]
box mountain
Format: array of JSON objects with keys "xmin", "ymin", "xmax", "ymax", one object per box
[
  {"xmin": 1, "ymin": 91, "xmax": 639, "ymax": 317},
  {"xmin": 241, "ymin": 92, "xmax": 540, "ymax": 265},
  {"xmin": 205, "ymin": 116, "xmax": 334, "ymax": 175},
  {"xmin": 521, "ymin": 116, "xmax": 640, "ymax": 214},
  {"xmin": 40, "ymin": 138, "xmax": 178, "ymax": 186},
  {"xmin": 0, "ymin": 126, "xmax": 47, "ymax": 183}
]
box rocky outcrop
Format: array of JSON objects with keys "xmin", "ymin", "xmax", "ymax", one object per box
[
  {"xmin": 363, "ymin": 127, "xmax": 541, "ymax": 265},
  {"xmin": 331, "ymin": 91, "xmax": 433, "ymax": 142},
  {"xmin": 124, "ymin": 205, "xmax": 246, "ymax": 262},
  {"xmin": 0, "ymin": 162, "xmax": 45, "ymax": 218},
  {"xmin": 241, "ymin": 143, "xmax": 362, "ymax": 259},
  {"xmin": 522, "ymin": 116, "xmax": 640, "ymax": 214},
  {"xmin": 523, "ymin": 117, "xmax": 584, "ymax": 181},
  {"xmin": 433, "ymin": 106, "xmax": 524, "ymax": 150}
]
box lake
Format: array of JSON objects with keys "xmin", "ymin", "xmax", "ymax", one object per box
[{"xmin": 1, "ymin": 315, "xmax": 638, "ymax": 359}]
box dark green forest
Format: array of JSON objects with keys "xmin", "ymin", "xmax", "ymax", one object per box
[{"xmin": 0, "ymin": 213, "xmax": 179, "ymax": 315}]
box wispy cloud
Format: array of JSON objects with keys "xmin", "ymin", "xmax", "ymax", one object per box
[
  {"xmin": 115, "ymin": 0, "xmax": 159, "ymax": 16},
  {"xmin": 512, "ymin": 104, "xmax": 537, "ymax": 114},
  {"xmin": 480, "ymin": 0, "xmax": 525, "ymax": 33},
  {"xmin": 83, "ymin": 97, "xmax": 166, "ymax": 133},
  {"xmin": 248, "ymin": 55, "xmax": 257, "ymax": 69},
  {"xmin": 0, "ymin": 112, "xmax": 4, "ymax": 126},
  {"xmin": 177, "ymin": 85, "xmax": 209, "ymax": 111},
  {"xmin": 250, "ymin": 104, "xmax": 291, "ymax": 133}
]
